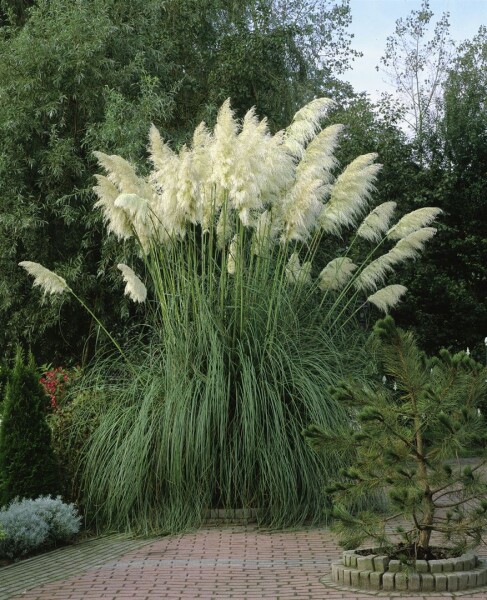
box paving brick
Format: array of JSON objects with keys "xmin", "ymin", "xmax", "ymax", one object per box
[{"xmin": 2, "ymin": 526, "xmax": 486, "ymax": 600}]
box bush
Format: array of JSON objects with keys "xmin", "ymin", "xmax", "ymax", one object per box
[
  {"xmin": 305, "ymin": 317, "xmax": 487, "ymax": 557},
  {"xmin": 0, "ymin": 350, "xmax": 60, "ymax": 505},
  {"xmin": 0, "ymin": 496, "xmax": 81, "ymax": 559}
]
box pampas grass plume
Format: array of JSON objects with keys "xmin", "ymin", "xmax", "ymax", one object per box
[
  {"xmin": 357, "ymin": 201, "xmax": 397, "ymax": 243},
  {"xmin": 117, "ymin": 264, "xmax": 147, "ymax": 303},
  {"xmin": 367, "ymin": 285, "xmax": 408, "ymax": 313},
  {"xmin": 19, "ymin": 261, "xmax": 69, "ymax": 295},
  {"xmin": 387, "ymin": 207, "xmax": 442, "ymax": 240},
  {"xmin": 318, "ymin": 257, "xmax": 357, "ymax": 291}
]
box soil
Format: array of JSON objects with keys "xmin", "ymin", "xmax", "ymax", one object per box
[{"xmin": 356, "ymin": 544, "xmax": 459, "ymax": 561}]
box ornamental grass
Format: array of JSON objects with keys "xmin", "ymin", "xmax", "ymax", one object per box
[{"xmin": 20, "ymin": 98, "xmax": 439, "ymax": 532}]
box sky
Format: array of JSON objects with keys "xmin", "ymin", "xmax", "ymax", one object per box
[{"xmin": 344, "ymin": 0, "xmax": 486, "ymax": 100}]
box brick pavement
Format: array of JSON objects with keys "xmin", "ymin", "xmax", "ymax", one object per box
[{"xmin": 3, "ymin": 527, "xmax": 487, "ymax": 600}]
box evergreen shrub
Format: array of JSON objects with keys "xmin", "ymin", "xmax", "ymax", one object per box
[
  {"xmin": 0, "ymin": 350, "xmax": 60, "ymax": 505},
  {"xmin": 0, "ymin": 496, "xmax": 81, "ymax": 559},
  {"xmin": 305, "ymin": 317, "xmax": 487, "ymax": 558}
]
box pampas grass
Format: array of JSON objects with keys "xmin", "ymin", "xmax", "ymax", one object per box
[{"xmin": 21, "ymin": 98, "xmax": 440, "ymax": 533}]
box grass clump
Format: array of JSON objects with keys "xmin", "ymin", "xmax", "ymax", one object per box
[{"xmin": 20, "ymin": 99, "xmax": 439, "ymax": 533}]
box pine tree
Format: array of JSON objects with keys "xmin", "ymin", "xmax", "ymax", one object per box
[
  {"xmin": 0, "ymin": 350, "xmax": 60, "ymax": 506},
  {"xmin": 305, "ymin": 317, "xmax": 487, "ymax": 558}
]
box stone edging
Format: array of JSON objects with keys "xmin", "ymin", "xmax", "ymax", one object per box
[
  {"xmin": 327, "ymin": 549, "xmax": 487, "ymax": 594},
  {"xmin": 321, "ymin": 569, "xmax": 487, "ymax": 597}
]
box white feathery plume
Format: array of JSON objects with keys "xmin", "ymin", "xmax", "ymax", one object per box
[
  {"xmin": 94, "ymin": 151, "xmax": 153, "ymax": 199},
  {"xmin": 296, "ymin": 124, "xmax": 343, "ymax": 183},
  {"xmin": 117, "ymin": 264, "xmax": 147, "ymax": 303},
  {"xmin": 227, "ymin": 235, "xmax": 238, "ymax": 275},
  {"xmin": 190, "ymin": 122, "xmax": 213, "ymax": 218},
  {"xmin": 280, "ymin": 177, "xmax": 325, "ymax": 243},
  {"xmin": 216, "ymin": 206, "xmax": 234, "ymax": 249},
  {"xmin": 176, "ymin": 145, "xmax": 200, "ymax": 224},
  {"xmin": 252, "ymin": 210, "xmax": 278, "ymax": 256},
  {"xmin": 357, "ymin": 201, "xmax": 397, "ymax": 243},
  {"xmin": 320, "ymin": 153, "xmax": 381, "ymax": 236},
  {"xmin": 367, "ymin": 284, "xmax": 408, "ymax": 313},
  {"xmin": 114, "ymin": 193, "xmax": 150, "ymax": 225},
  {"xmin": 354, "ymin": 254, "xmax": 394, "ymax": 293},
  {"xmin": 19, "ymin": 261, "xmax": 69, "ymax": 295},
  {"xmin": 228, "ymin": 108, "xmax": 272, "ymax": 224},
  {"xmin": 262, "ymin": 128, "xmax": 295, "ymax": 205},
  {"xmin": 387, "ymin": 207, "xmax": 442, "ymax": 240},
  {"xmin": 147, "ymin": 125, "xmax": 186, "ymax": 240},
  {"xmin": 318, "ymin": 257, "xmax": 357, "ymax": 291},
  {"xmin": 209, "ymin": 99, "xmax": 238, "ymax": 194},
  {"xmin": 285, "ymin": 253, "xmax": 312, "ymax": 285},
  {"xmin": 387, "ymin": 227, "xmax": 437, "ymax": 264},
  {"xmin": 93, "ymin": 174, "xmax": 133, "ymax": 240},
  {"xmin": 283, "ymin": 98, "xmax": 334, "ymax": 158},
  {"xmin": 114, "ymin": 193, "xmax": 154, "ymax": 253},
  {"xmin": 148, "ymin": 124, "xmax": 175, "ymax": 172}
]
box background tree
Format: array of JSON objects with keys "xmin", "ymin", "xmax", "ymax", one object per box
[
  {"xmin": 394, "ymin": 27, "xmax": 487, "ymax": 357},
  {"xmin": 379, "ymin": 0, "xmax": 453, "ymax": 165},
  {"xmin": 0, "ymin": 0, "xmax": 359, "ymax": 364}
]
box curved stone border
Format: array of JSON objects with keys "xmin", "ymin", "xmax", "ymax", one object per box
[{"xmin": 326, "ymin": 549, "xmax": 487, "ymax": 594}]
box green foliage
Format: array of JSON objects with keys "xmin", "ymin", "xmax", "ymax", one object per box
[
  {"xmin": 0, "ymin": 496, "xmax": 81, "ymax": 559},
  {"xmin": 0, "ymin": 0, "xmax": 359, "ymax": 364},
  {"xmin": 394, "ymin": 27, "xmax": 487, "ymax": 356},
  {"xmin": 0, "ymin": 0, "xmax": 176, "ymax": 363},
  {"xmin": 0, "ymin": 349, "xmax": 60, "ymax": 505},
  {"xmin": 305, "ymin": 317, "xmax": 487, "ymax": 555}
]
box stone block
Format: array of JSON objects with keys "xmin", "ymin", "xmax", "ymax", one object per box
[
  {"xmin": 447, "ymin": 572, "xmax": 459, "ymax": 591},
  {"xmin": 349, "ymin": 553, "xmax": 357, "ymax": 568},
  {"xmin": 452, "ymin": 557, "xmax": 465, "ymax": 572},
  {"xmin": 359, "ymin": 570, "xmax": 371, "ymax": 590},
  {"xmin": 369, "ymin": 571, "xmax": 383, "ymax": 590},
  {"xmin": 434, "ymin": 573, "xmax": 447, "ymax": 592},
  {"xmin": 336, "ymin": 565, "xmax": 344, "ymax": 583},
  {"xmin": 357, "ymin": 555, "xmax": 376, "ymax": 571},
  {"xmin": 407, "ymin": 573, "xmax": 421, "ymax": 591},
  {"xmin": 468, "ymin": 571, "xmax": 478, "ymax": 588},
  {"xmin": 388, "ymin": 560, "xmax": 402, "ymax": 572},
  {"xmin": 373, "ymin": 555, "xmax": 389, "ymax": 572},
  {"xmin": 477, "ymin": 569, "xmax": 487, "ymax": 586},
  {"xmin": 464, "ymin": 554, "xmax": 476, "ymax": 570},
  {"xmin": 442, "ymin": 559, "xmax": 453, "ymax": 572},
  {"xmin": 342, "ymin": 568, "xmax": 352, "ymax": 586},
  {"xmin": 458, "ymin": 572, "xmax": 469, "ymax": 590},
  {"xmin": 395, "ymin": 572, "xmax": 408, "ymax": 591},
  {"xmin": 421, "ymin": 573, "xmax": 435, "ymax": 592},
  {"xmin": 331, "ymin": 562, "xmax": 340, "ymax": 582},
  {"xmin": 382, "ymin": 572, "xmax": 395, "ymax": 592},
  {"xmin": 415, "ymin": 559, "xmax": 429, "ymax": 573},
  {"xmin": 343, "ymin": 551, "xmax": 352, "ymax": 567},
  {"xmin": 429, "ymin": 559, "xmax": 443, "ymax": 573},
  {"xmin": 351, "ymin": 569, "xmax": 360, "ymax": 588}
]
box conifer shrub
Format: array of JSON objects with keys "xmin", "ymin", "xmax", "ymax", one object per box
[
  {"xmin": 0, "ymin": 350, "xmax": 60, "ymax": 505},
  {"xmin": 305, "ymin": 316, "xmax": 487, "ymax": 559}
]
